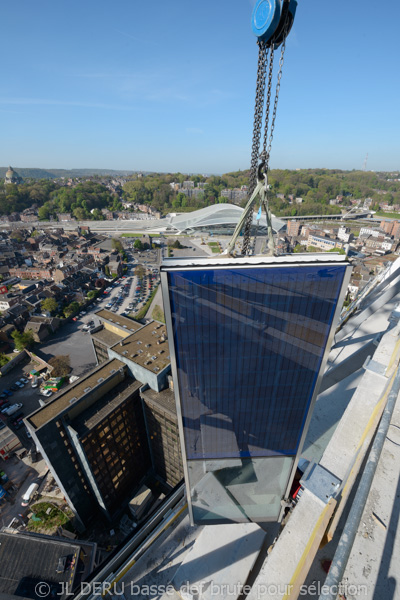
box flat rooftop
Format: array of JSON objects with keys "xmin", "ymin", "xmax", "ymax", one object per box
[
  {"xmin": 91, "ymin": 326, "xmax": 123, "ymax": 347},
  {"xmin": 71, "ymin": 379, "xmax": 141, "ymax": 436},
  {"xmin": 0, "ymin": 531, "xmax": 80, "ymax": 598},
  {"xmin": 95, "ymin": 309, "xmax": 143, "ymax": 333},
  {"xmin": 141, "ymin": 385, "xmax": 177, "ymax": 419},
  {"xmin": 110, "ymin": 322, "xmax": 170, "ymax": 373},
  {"xmin": 27, "ymin": 359, "xmax": 126, "ymax": 429}
]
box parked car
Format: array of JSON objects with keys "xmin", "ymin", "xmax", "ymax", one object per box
[
  {"xmin": 40, "ymin": 389, "xmax": 53, "ymax": 398},
  {"xmin": 3, "ymin": 403, "xmax": 23, "ymax": 416},
  {"xmin": 11, "ymin": 412, "xmax": 24, "ymax": 425},
  {"xmin": 20, "ymin": 378, "xmax": 29, "ymax": 384}
]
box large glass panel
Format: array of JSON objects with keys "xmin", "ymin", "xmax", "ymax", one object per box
[
  {"xmin": 188, "ymin": 456, "xmax": 294, "ymax": 523},
  {"xmin": 164, "ymin": 260, "xmax": 349, "ymax": 523}
]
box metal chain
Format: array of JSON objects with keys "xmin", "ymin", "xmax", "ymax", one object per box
[
  {"xmin": 248, "ymin": 41, "xmax": 268, "ymax": 197},
  {"xmin": 266, "ymin": 36, "xmax": 286, "ymax": 161},
  {"xmin": 242, "ymin": 32, "xmax": 288, "ymax": 256},
  {"xmin": 242, "ymin": 42, "xmax": 268, "ymax": 256},
  {"xmin": 262, "ymin": 46, "xmax": 275, "ymax": 158}
]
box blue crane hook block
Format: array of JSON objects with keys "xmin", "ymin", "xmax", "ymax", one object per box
[
  {"xmin": 252, "ymin": 0, "xmax": 282, "ymax": 42},
  {"xmin": 161, "ymin": 254, "xmax": 351, "ymax": 525}
]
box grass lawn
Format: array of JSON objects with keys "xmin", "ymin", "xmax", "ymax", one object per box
[
  {"xmin": 134, "ymin": 284, "xmax": 160, "ymax": 320},
  {"xmin": 121, "ymin": 233, "xmax": 161, "ymax": 238},
  {"xmin": 152, "ymin": 305, "xmax": 165, "ymax": 323},
  {"xmin": 208, "ymin": 242, "xmax": 220, "ymax": 253},
  {"xmin": 374, "ymin": 212, "xmax": 400, "ymax": 219}
]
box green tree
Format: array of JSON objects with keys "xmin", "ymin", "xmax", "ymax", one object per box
[
  {"xmin": 12, "ymin": 329, "xmax": 35, "ymax": 350},
  {"xmin": 41, "ymin": 297, "xmax": 58, "ymax": 314},
  {"xmin": 328, "ymin": 247, "xmax": 346, "ymax": 255},
  {"xmin": 87, "ymin": 290, "xmax": 97, "ymax": 299},
  {"xmin": 73, "ymin": 206, "xmax": 88, "ymax": 221},
  {"xmin": 91, "ymin": 208, "xmax": 105, "ymax": 220},
  {"xmin": 38, "ymin": 203, "xmax": 52, "ymax": 220},
  {"xmin": 0, "ymin": 353, "xmax": 10, "ymax": 367},
  {"xmin": 112, "ymin": 238, "xmax": 124, "ymax": 253},
  {"xmin": 133, "ymin": 239, "xmax": 144, "ymax": 250},
  {"xmin": 135, "ymin": 265, "xmax": 146, "ymax": 279},
  {"xmin": 64, "ymin": 301, "xmax": 80, "ymax": 317}
]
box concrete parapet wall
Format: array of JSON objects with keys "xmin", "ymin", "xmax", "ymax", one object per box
[
  {"xmin": 0, "ymin": 349, "xmax": 27, "ymax": 375},
  {"xmin": 246, "ymin": 319, "xmax": 400, "ymax": 600}
]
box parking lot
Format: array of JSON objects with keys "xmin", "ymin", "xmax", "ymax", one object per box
[
  {"xmin": 36, "ymin": 315, "xmax": 97, "ymax": 378},
  {"xmin": 0, "ymin": 357, "xmax": 45, "ymax": 449},
  {"xmin": 101, "ymin": 265, "xmax": 160, "ymax": 318}
]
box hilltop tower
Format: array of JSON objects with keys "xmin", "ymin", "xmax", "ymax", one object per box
[{"xmin": 4, "ymin": 166, "xmax": 23, "ymax": 184}]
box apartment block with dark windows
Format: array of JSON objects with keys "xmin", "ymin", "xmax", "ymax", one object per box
[
  {"xmin": 26, "ymin": 321, "xmax": 183, "ymax": 529},
  {"xmin": 26, "ymin": 360, "xmax": 150, "ymax": 527},
  {"xmin": 141, "ymin": 384, "xmax": 183, "ymax": 488}
]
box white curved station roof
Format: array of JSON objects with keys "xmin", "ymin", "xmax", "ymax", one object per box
[{"xmin": 166, "ymin": 203, "xmax": 286, "ymax": 234}]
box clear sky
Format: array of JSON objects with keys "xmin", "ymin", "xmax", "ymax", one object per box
[{"xmin": 1, "ymin": 0, "xmax": 399, "ymax": 174}]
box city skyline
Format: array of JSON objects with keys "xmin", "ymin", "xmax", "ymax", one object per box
[{"xmin": 1, "ymin": 0, "xmax": 399, "ymax": 174}]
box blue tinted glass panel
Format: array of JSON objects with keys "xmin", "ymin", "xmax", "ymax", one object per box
[{"xmin": 167, "ymin": 265, "xmax": 347, "ymax": 460}]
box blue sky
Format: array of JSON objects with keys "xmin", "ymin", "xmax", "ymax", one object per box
[{"xmin": 1, "ymin": 0, "xmax": 399, "ymax": 174}]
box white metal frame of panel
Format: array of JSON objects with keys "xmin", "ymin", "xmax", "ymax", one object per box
[{"xmin": 161, "ymin": 254, "xmax": 351, "ymax": 525}]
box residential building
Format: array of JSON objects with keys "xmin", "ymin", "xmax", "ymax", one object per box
[
  {"xmin": 220, "ymin": 188, "xmax": 248, "ymax": 203},
  {"xmin": 337, "ymin": 226, "xmax": 354, "ymax": 243},
  {"xmin": 287, "ymin": 220, "xmax": 301, "ymax": 237},
  {"xmin": 0, "ymin": 531, "xmax": 96, "ymax": 599},
  {"xmin": 359, "ymin": 227, "xmax": 381, "ymax": 238},
  {"xmin": 141, "ymin": 383, "xmax": 183, "ymax": 488},
  {"xmin": 307, "ymin": 234, "xmax": 337, "ymax": 251},
  {"xmin": 57, "ymin": 213, "xmax": 74, "ymax": 221},
  {"xmin": 382, "ymin": 240, "xmax": 398, "ymax": 253},
  {"xmin": 380, "ymin": 220, "xmax": 395, "ymax": 235},
  {"xmin": 0, "ymin": 294, "xmax": 19, "ymax": 312},
  {"xmin": 26, "ymin": 360, "xmax": 151, "ymax": 525},
  {"xmin": 90, "ymin": 309, "xmax": 143, "ymax": 364},
  {"xmin": 363, "ymin": 235, "xmax": 386, "ymax": 250},
  {"xmin": 26, "ymin": 319, "xmax": 182, "ymax": 528},
  {"xmin": 392, "ymin": 222, "xmax": 400, "ymax": 238},
  {"xmin": 107, "ymin": 322, "xmax": 170, "ymax": 393}
]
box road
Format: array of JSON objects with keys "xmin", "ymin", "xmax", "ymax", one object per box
[{"xmin": 0, "ymin": 456, "xmax": 46, "ymax": 529}]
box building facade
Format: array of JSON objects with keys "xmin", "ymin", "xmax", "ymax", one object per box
[{"xmin": 26, "ymin": 317, "xmax": 183, "ymax": 528}]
